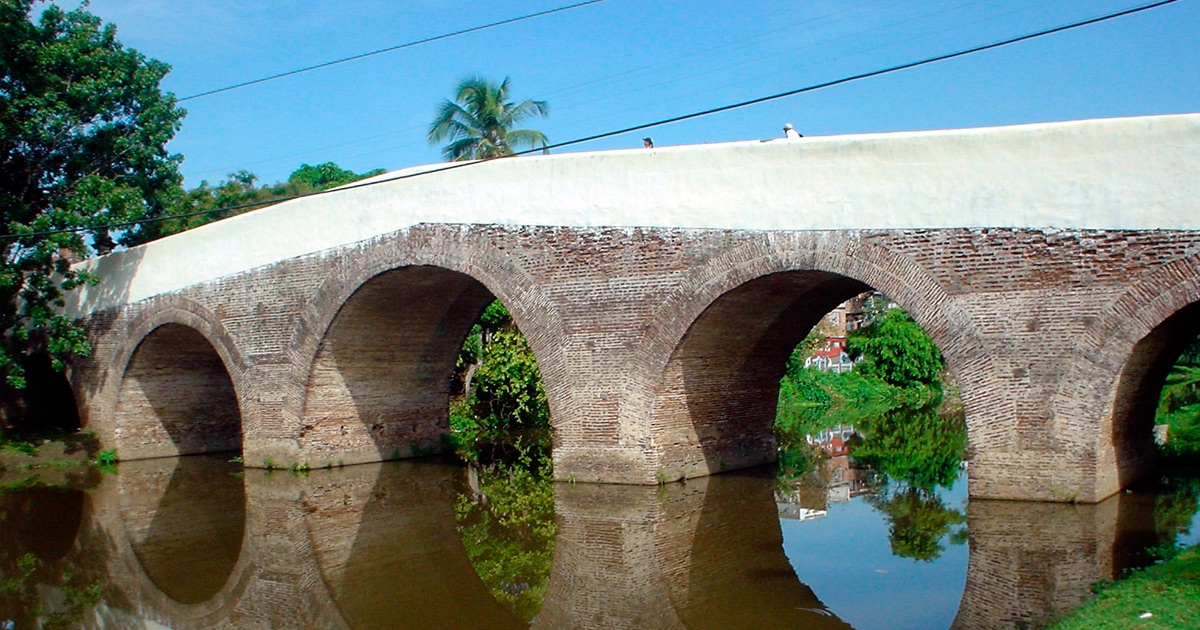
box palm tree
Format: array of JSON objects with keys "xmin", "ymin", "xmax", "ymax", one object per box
[{"xmin": 428, "ymin": 75, "xmax": 549, "ymax": 161}]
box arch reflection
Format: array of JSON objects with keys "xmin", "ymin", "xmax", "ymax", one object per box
[
  {"xmin": 951, "ymin": 490, "xmax": 1163, "ymax": 630},
  {"xmin": 61, "ymin": 456, "xmax": 1190, "ymax": 629},
  {"xmin": 301, "ymin": 460, "xmax": 526, "ymax": 630},
  {"xmin": 120, "ymin": 455, "xmax": 246, "ymax": 605}
]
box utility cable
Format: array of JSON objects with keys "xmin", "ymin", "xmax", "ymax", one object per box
[
  {"xmin": 6, "ymin": 0, "xmax": 1180, "ymax": 241},
  {"xmin": 184, "ymin": 0, "xmax": 890, "ymax": 179},
  {"xmin": 178, "ymin": 0, "xmax": 606, "ymax": 101}
]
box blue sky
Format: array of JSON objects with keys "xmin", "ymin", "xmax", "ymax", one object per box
[{"xmin": 75, "ymin": 0, "xmax": 1200, "ymax": 186}]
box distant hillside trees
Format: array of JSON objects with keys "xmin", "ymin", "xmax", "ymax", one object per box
[{"xmin": 125, "ymin": 162, "xmax": 384, "ymax": 245}]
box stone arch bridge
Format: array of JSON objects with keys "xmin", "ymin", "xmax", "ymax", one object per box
[{"xmin": 65, "ymin": 113, "xmax": 1200, "ymax": 503}]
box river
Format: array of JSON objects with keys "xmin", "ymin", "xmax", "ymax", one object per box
[{"xmin": 1, "ymin": 439, "xmax": 1196, "ymax": 629}]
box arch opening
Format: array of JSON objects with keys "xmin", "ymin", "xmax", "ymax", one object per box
[
  {"xmin": 651, "ymin": 269, "xmax": 967, "ymax": 489},
  {"xmin": 653, "ymin": 271, "xmax": 871, "ymax": 474},
  {"xmin": 1112, "ymin": 301, "xmax": 1200, "ymax": 487},
  {"xmin": 300, "ymin": 265, "xmax": 505, "ymax": 466},
  {"xmin": 115, "ymin": 323, "xmax": 242, "ymax": 459}
]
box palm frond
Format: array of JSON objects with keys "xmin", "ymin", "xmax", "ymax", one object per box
[
  {"xmin": 505, "ymin": 129, "xmax": 549, "ymax": 151},
  {"xmin": 429, "ymin": 75, "xmax": 549, "ymax": 161}
]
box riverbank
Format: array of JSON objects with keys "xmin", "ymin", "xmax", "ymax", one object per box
[
  {"xmin": 0, "ymin": 431, "xmax": 105, "ymax": 490},
  {"xmin": 1047, "ymin": 543, "xmax": 1200, "ymax": 629}
]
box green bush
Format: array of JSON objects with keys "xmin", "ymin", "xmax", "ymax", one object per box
[
  {"xmin": 847, "ymin": 309, "xmax": 945, "ymax": 388},
  {"xmin": 452, "ymin": 301, "xmax": 549, "ymax": 434}
]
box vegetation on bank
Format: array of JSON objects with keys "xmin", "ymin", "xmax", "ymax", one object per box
[
  {"xmin": 1047, "ymin": 542, "xmax": 1200, "ymax": 630},
  {"xmin": 449, "ymin": 301, "xmax": 549, "ymax": 439},
  {"xmin": 1157, "ymin": 337, "xmax": 1200, "ymax": 468},
  {"xmin": 444, "ymin": 300, "xmax": 554, "ymax": 622},
  {"xmin": 775, "ymin": 305, "xmax": 958, "ymax": 467}
]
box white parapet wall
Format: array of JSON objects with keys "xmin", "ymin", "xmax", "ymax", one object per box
[{"xmin": 68, "ymin": 113, "xmax": 1200, "ymax": 317}]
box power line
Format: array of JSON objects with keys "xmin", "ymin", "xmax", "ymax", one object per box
[
  {"xmin": 8, "ymin": 0, "xmax": 1180, "ymax": 241},
  {"xmin": 178, "ymin": 0, "xmax": 607, "ymax": 102},
  {"xmin": 184, "ymin": 0, "xmax": 892, "ymax": 179}
]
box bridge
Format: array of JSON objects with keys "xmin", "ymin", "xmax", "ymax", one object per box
[{"xmin": 64, "ymin": 113, "xmax": 1200, "ymax": 503}]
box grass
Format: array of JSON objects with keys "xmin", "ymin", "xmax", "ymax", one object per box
[{"xmin": 1046, "ymin": 543, "xmax": 1200, "ymax": 629}]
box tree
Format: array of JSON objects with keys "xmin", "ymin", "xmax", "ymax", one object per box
[
  {"xmin": 847, "ymin": 308, "xmax": 945, "ymax": 388},
  {"xmin": 452, "ymin": 300, "xmax": 549, "ymax": 433},
  {"xmin": 287, "ymin": 161, "xmax": 384, "ymax": 191},
  {"xmin": 428, "ymin": 75, "xmax": 548, "ymax": 161},
  {"xmin": 0, "ymin": 1, "xmax": 184, "ymax": 393},
  {"xmin": 124, "ymin": 162, "xmax": 384, "ymax": 246}
]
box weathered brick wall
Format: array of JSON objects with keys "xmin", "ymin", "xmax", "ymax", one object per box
[{"xmin": 71, "ymin": 224, "xmax": 1200, "ymax": 503}]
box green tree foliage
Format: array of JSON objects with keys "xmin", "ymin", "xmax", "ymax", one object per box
[
  {"xmin": 452, "ymin": 301, "xmax": 549, "ymax": 433},
  {"xmin": 126, "ymin": 162, "xmax": 383, "ymax": 245},
  {"xmin": 847, "ymin": 308, "xmax": 946, "ymax": 388},
  {"xmin": 428, "ymin": 75, "xmax": 549, "ymax": 161},
  {"xmin": 287, "ymin": 161, "xmax": 383, "ymax": 190},
  {"xmin": 0, "ymin": 0, "xmax": 184, "ymax": 388}
]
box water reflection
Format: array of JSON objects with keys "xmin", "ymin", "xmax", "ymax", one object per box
[
  {"xmin": 0, "ymin": 484, "xmax": 101, "ymax": 629},
  {"xmin": 0, "ymin": 456, "xmax": 1196, "ymax": 629},
  {"xmin": 539, "ymin": 470, "xmax": 851, "ymax": 629},
  {"xmin": 954, "ymin": 494, "xmax": 1166, "ymax": 630},
  {"xmin": 302, "ymin": 460, "xmax": 526, "ymax": 629},
  {"xmin": 119, "ymin": 456, "xmax": 245, "ymax": 605}
]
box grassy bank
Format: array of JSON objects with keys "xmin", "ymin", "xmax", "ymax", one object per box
[{"xmin": 1047, "ymin": 544, "xmax": 1200, "ymax": 629}]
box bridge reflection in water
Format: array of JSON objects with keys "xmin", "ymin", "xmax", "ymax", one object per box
[{"xmin": 3, "ymin": 456, "xmax": 1165, "ymax": 629}]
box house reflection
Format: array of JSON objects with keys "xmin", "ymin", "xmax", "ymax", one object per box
[{"xmin": 778, "ymin": 424, "xmax": 871, "ymax": 521}]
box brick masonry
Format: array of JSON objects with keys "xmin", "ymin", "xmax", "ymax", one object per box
[{"xmin": 69, "ymin": 224, "xmax": 1200, "ymax": 503}]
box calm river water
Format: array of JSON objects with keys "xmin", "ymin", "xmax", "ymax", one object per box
[{"xmin": 1, "ymin": 449, "xmax": 1197, "ymax": 629}]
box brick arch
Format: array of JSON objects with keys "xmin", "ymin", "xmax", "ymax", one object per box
[
  {"xmin": 1054, "ymin": 252, "xmax": 1200, "ymax": 499},
  {"xmin": 620, "ymin": 233, "xmax": 998, "ymax": 484},
  {"xmin": 98, "ymin": 298, "xmax": 248, "ymax": 461},
  {"xmin": 281, "ymin": 227, "xmax": 568, "ymax": 468}
]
